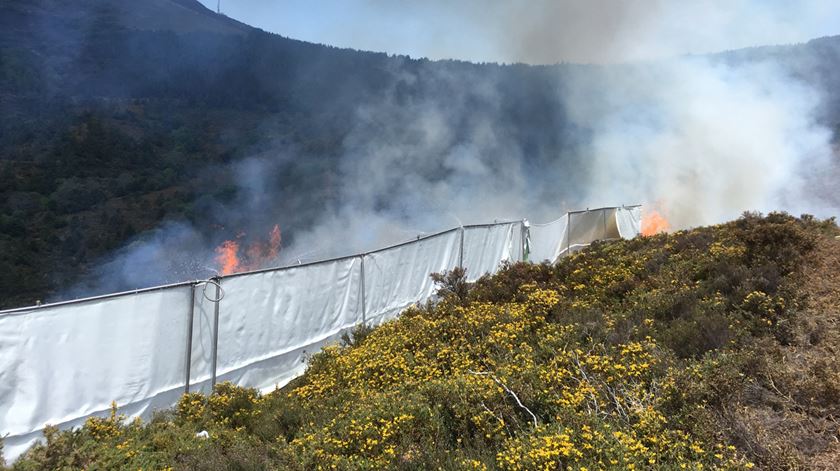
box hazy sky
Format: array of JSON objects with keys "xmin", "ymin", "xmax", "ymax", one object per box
[{"xmin": 196, "ymin": 0, "xmax": 840, "ymax": 64}]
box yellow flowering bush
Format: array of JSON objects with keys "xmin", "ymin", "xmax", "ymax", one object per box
[{"xmin": 84, "ymin": 402, "xmax": 124, "ymax": 441}]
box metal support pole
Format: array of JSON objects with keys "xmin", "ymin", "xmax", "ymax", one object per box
[
  {"xmin": 521, "ymin": 220, "xmax": 529, "ymax": 262},
  {"xmin": 184, "ymin": 284, "xmax": 196, "ymax": 394},
  {"xmin": 210, "ymin": 279, "xmax": 221, "ymax": 390},
  {"xmin": 458, "ymin": 226, "xmax": 465, "ymax": 269},
  {"xmin": 360, "ymin": 255, "xmax": 367, "ymax": 325},
  {"xmin": 566, "ymin": 212, "xmax": 572, "ymax": 256},
  {"xmin": 602, "ymin": 209, "xmax": 608, "ymax": 240}
]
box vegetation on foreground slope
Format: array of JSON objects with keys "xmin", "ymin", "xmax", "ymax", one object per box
[{"xmin": 5, "ymin": 213, "xmax": 840, "ymax": 470}]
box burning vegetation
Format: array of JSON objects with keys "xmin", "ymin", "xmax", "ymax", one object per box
[
  {"xmin": 641, "ymin": 208, "xmax": 671, "ymax": 236},
  {"xmin": 214, "ymin": 224, "xmax": 282, "ymax": 275}
]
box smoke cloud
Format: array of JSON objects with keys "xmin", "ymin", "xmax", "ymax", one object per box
[
  {"xmin": 442, "ymin": 0, "xmax": 838, "ymax": 64},
  {"xmin": 57, "ymin": 2, "xmax": 840, "ymax": 301},
  {"xmin": 564, "ymin": 57, "xmax": 837, "ymax": 228}
]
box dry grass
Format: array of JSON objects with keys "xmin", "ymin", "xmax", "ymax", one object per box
[{"xmin": 727, "ymin": 230, "xmax": 840, "ymax": 469}]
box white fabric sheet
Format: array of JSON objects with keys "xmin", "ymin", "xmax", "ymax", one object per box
[
  {"xmin": 566, "ymin": 208, "xmax": 622, "ymax": 253},
  {"xmin": 0, "ymin": 286, "xmax": 193, "ymax": 461},
  {"xmin": 462, "ymin": 223, "xmax": 518, "ymax": 281},
  {"xmin": 529, "ymin": 216, "xmax": 569, "ymax": 263},
  {"xmin": 616, "ymin": 206, "xmax": 642, "ymax": 239},
  {"xmin": 511, "ymin": 222, "xmax": 525, "ymax": 262},
  {"xmin": 212, "ymin": 258, "xmax": 362, "ymax": 393},
  {"xmin": 363, "ymin": 230, "xmax": 460, "ymax": 324}
]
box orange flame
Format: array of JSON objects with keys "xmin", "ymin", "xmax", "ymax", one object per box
[
  {"xmin": 214, "ymin": 225, "xmax": 283, "ymax": 275},
  {"xmin": 215, "ymin": 240, "xmax": 241, "ymax": 275},
  {"xmin": 641, "ymin": 208, "xmax": 671, "ymax": 236}
]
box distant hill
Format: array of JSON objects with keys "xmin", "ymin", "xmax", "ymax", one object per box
[
  {"xmin": 0, "ymin": 0, "xmax": 839, "ymax": 308},
  {"xmin": 2, "ymin": 0, "xmax": 251, "ymax": 37}
]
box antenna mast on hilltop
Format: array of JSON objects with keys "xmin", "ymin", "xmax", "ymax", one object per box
[{"xmin": 216, "ymin": 0, "xmax": 221, "ymax": 14}]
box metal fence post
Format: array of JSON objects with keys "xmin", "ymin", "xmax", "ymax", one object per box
[
  {"xmin": 184, "ymin": 283, "xmax": 196, "ymax": 394},
  {"xmin": 458, "ymin": 226, "xmax": 465, "ymax": 269},
  {"xmin": 566, "ymin": 212, "xmax": 572, "ymax": 256},
  {"xmin": 521, "ymin": 220, "xmax": 529, "ymax": 262},
  {"xmin": 360, "ymin": 255, "xmax": 367, "ymax": 325},
  {"xmin": 602, "ymin": 208, "xmax": 608, "ymax": 240},
  {"xmin": 210, "ymin": 279, "xmax": 221, "ymax": 390}
]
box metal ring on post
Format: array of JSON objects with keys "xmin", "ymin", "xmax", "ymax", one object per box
[{"xmin": 201, "ymin": 279, "xmax": 224, "ymax": 302}]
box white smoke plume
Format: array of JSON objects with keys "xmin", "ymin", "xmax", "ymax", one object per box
[
  {"xmin": 563, "ymin": 57, "xmax": 837, "ymax": 228},
  {"xmin": 56, "ymin": 2, "xmax": 840, "ymax": 301},
  {"xmin": 280, "ymin": 54, "xmax": 839, "ymax": 263}
]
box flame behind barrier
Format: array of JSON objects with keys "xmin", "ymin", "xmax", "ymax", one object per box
[
  {"xmin": 641, "ymin": 208, "xmax": 670, "ymax": 236},
  {"xmin": 214, "ymin": 224, "xmax": 282, "ymax": 275}
]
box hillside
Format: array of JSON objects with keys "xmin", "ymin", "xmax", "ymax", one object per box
[
  {"xmin": 6, "ymin": 213, "xmax": 839, "ymax": 470},
  {"xmin": 2, "ymin": 0, "xmax": 840, "ymax": 308}
]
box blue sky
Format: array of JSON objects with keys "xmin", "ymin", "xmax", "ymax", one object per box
[{"xmin": 197, "ymin": 1, "xmax": 840, "ymax": 64}]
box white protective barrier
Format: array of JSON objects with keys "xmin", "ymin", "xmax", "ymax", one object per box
[
  {"xmin": 0, "ymin": 207, "xmax": 641, "ymax": 461},
  {"xmin": 616, "ymin": 206, "xmax": 643, "ymax": 239},
  {"xmin": 529, "ymin": 217, "xmax": 569, "ymax": 263},
  {"xmin": 364, "ymin": 229, "xmax": 461, "ymax": 324},
  {"xmin": 208, "ymin": 256, "xmax": 363, "ymax": 394},
  {"xmin": 528, "ymin": 206, "xmax": 639, "ymax": 263},
  {"xmin": 461, "ymin": 222, "xmax": 520, "ymax": 282},
  {"xmin": 0, "ymin": 284, "xmax": 194, "ymax": 460}
]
